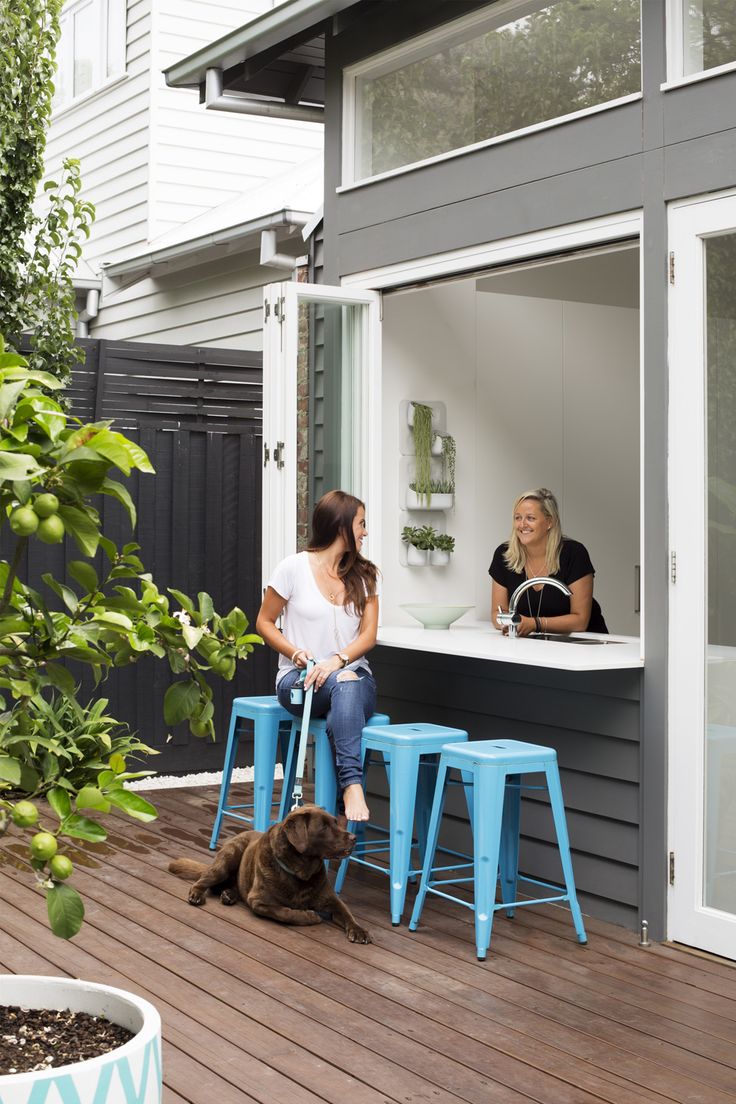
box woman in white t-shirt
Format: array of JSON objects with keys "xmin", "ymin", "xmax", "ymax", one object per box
[{"xmin": 256, "ymin": 490, "xmax": 380, "ymax": 823}]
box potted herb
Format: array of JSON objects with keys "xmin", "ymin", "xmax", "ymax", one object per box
[
  {"xmin": 407, "ymin": 480, "xmax": 454, "ymax": 510},
  {"xmin": 430, "ymin": 532, "xmax": 455, "ymax": 566},
  {"xmin": 408, "ymin": 402, "xmax": 435, "ymax": 505},
  {"xmin": 401, "ymin": 524, "xmax": 436, "ymax": 565}
]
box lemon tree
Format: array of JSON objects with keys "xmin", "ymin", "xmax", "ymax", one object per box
[{"xmin": 0, "ymin": 347, "xmax": 262, "ymax": 938}]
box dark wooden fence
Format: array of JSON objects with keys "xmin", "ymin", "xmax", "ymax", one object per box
[{"xmin": 9, "ymin": 339, "xmax": 273, "ymax": 774}]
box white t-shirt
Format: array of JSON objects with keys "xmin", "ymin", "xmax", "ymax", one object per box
[{"xmin": 267, "ymin": 551, "xmax": 379, "ymax": 685}]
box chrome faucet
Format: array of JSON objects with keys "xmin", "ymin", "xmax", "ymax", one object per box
[{"xmin": 496, "ymin": 576, "xmax": 572, "ymax": 638}]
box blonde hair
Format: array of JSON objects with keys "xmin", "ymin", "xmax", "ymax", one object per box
[{"xmin": 504, "ymin": 488, "xmax": 563, "ymax": 575}]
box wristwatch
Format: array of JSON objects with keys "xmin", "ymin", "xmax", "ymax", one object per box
[{"xmin": 336, "ymin": 652, "xmax": 349, "ymax": 668}]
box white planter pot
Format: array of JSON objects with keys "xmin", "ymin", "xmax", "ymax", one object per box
[
  {"xmin": 0, "ymin": 976, "xmax": 162, "ymax": 1104},
  {"xmin": 429, "ymin": 549, "xmax": 452, "ymax": 566},
  {"xmin": 406, "ymin": 545, "xmax": 429, "ymax": 566},
  {"xmin": 431, "ymin": 434, "xmax": 443, "ymax": 456},
  {"xmin": 406, "ymin": 489, "xmax": 454, "ymax": 511}
]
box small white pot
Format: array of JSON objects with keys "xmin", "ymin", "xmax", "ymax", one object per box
[
  {"xmin": 406, "ymin": 489, "xmax": 454, "ymax": 511},
  {"xmin": 431, "ymin": 434, "xmax": 443, "ymax": 455},
  {"xmin": 0, "ymin": 976, "xmax": 162, "ymax": 1104},
  {"xmin": 406, "ymin": 545, "xmax": 429, "ymax": 566},
  {"xmin": 429, "ymin": 549, "xmax": 452, "ymax": 566}
]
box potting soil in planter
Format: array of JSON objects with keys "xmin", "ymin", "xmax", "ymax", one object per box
[{"xmin": 0, "ymin": 1006, "xmax": 133, "ymax": 1075}]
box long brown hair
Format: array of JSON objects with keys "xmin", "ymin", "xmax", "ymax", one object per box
[
  {"xmin": 504, "ymin": 487, "xmax": 563, "ymax": 575},
  {"xmin": 308, "ymin": 490, "xmax": 378, "ymax": 615}
]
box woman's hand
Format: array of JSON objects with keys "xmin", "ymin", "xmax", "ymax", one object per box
[
  {"xmin": 304, "ymin": 654, "xmax": 342, "ymax": 690},
  {"xmin": 514, "ymin": 615, "xmax": 538, "ymax": 637}
]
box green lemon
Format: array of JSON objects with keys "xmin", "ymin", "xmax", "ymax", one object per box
[
  {"xmin": 11, "ymin": 800, "xmax": 39, "ymax": 828},
  {"xmin": 49, "ymin": 854, "xmax": 73, "ymax": 881},
  {"xmin": 30, "ymin": 831, "xmax": 58, "ymax": 861},
  {"xmin": 33, "ymin": 493, "xmax": 60, "ymax": 518},
  {"xmin": 189, "ymin": 718, "xmax": 210, "ymax": 737},
  {"xmin": 36, "ymin": 514, "xmax": 65, "ymax": 544},
  {"xmin": 9, "ymin": 506, "xmax": 39, "ymax": 536}
]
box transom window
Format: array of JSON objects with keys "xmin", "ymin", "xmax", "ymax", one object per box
[
  {"xmin": 55, "ymin": 0, "xmax": 126, "ymax": 109},
  {"xmin": 668, "ymin": 1, "xmax": 736, "ymax": 80},
  {"xmin": 344, "ymin": 0, "xmax": 641, "ymax": 184}
]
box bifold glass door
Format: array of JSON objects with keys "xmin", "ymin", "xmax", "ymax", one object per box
[
  {"xmin": 669, "ymin": 193, "xmax": 736, "ymax": 958},
  {"xmin": 261, "ymin": 282, "xmax": 381, "ymax": 584}
]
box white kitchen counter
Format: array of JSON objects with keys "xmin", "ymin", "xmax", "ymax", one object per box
[{"xmin": 376, "ymin": 621, "xmax": 643, "ymax": 671}]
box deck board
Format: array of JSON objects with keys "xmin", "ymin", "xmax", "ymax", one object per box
[{"xmin": 2, "ymin": 782, "xmax": 736, "ymax": 1104}]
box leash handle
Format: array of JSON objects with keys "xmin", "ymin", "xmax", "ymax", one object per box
[{"xmin": 291, "ymin": 659, "xmax": 314, "ymax": 810}]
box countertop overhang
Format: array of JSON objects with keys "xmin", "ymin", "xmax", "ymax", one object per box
[{"xmin": 376, "ymin": 622, "xmax": 643, "ymax": 671}]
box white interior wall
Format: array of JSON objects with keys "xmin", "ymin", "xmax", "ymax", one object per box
[{"xmin": 380, "ymin": 264, "xmax": 640, "ymax": 637}]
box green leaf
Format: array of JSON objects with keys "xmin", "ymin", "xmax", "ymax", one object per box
[
  {"xmin": 168, "ymin": 589, "xmax": 195, "ymax": 614},
  {"xmin": 182, "ymin": 624, "xmax": 204, "ymax": 650},
  {"xmin": 99, "ymin": 478, "xmax": 136, "ymax": 527},
  {"xmin": 62, "ymin": 814, "xmax": 107, "ymax": 842},
  {"xmin": 0, "ymin": 452, "xmax": 43, "ymax": 482},
  {"xmin": 47, "ymin": 787, "xmax": 72, "ymax": 820},
  {"xmin": 57, "ymin": 505, "xmax": 99, "ymax": 556},
  {"xmin": 47, "ymin": 883, "xmax": 85, "ymax": 940},
  {"xmin": 106, "ymin": 788, "xmax": 157, "ymax": 822},
  {"xmin": 75, "ymin": 786, "xmax": 111, "ymax": 813},
  {"xmin": 163, "ymin": 680, "xmax": 200, "ymax": 725},
  {"xmin": 0, "ymin": 380, "xmax": 27, "ymax": 421},
  {"xmin": 109, "ymin": 753, "xmax": 126, "ymax": 774},
  {"xmin": 0, "ymin": 755, "xmax": 21, "ymax": 785},
  {"xmin": 198, "ymin": 592, "xmax": 214, "ymax": 622},
  {"xmin": 44, "ymin": 663, "xmax": 77, "ymax": 696},
  {"xmin": 68, "ymin": 561, "xmax": 98, "ymax": 594},
  {"xmin": 92, "ymin": 610, "xmax": 133, "ymax": 630},
  {"xmin": 42, "ymin": 573, "xmax": 78, "ymax": 613}
]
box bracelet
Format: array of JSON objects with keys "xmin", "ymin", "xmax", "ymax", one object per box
[
  {"xmin": 535, "ymin": 616, "xmax": 542, "ymax": 634},
  {"xmin": 290, "ymin": 648, "xmax": 303, "ymax": 665}
]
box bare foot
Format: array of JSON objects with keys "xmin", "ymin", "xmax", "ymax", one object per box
[{"xmin": 343, "ymin": 783, "xmax": 370, "ymax": 823}]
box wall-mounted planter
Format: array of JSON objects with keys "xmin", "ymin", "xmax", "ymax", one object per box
[
  {"xmin": 0, "ymin": 976, "xmax": 162, "ymax": 1104},
  {"xmin": 406, "ymin": 489, "xmax": 454, "ymax": 511},
  {"xmin": 406, "ymin": 545, "xmax": 430, "ymax": 566},
  {"xmin": 429, "ymin": 549, "xmax": 452, "ymax": 566},
  {"xmin": 431, "ymin": 434, "xmax": 443, "ymax": 455},
  {"xmin": 407, "ymin": 403, "xmax": 439, "ymax": 428}
]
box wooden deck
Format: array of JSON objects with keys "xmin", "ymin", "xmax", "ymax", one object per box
[{"xmin": 2, "ymin": 782, "xmax": 736, "ymax": 1104}]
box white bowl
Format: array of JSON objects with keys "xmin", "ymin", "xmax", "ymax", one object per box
[{"xmin": 400, "ymin": 603, "xmax": 472, "ymax": 629}]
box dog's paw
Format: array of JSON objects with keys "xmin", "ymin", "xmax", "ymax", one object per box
[
  {"xmin": 187, "ymin": 889, "xmax": 206, "ymax": 906},
  {"xmin": 347, "ymin": 924, "xmax": 371, "ymax": 944},
  {"xmin": 220, "ymin": 889, "xmax": 239, "ymax": 906},
  {"xmin": 301, "ymin": 909, "xmax": 323, "ymax": 925}
]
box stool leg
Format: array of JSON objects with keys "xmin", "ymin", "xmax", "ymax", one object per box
[
  {"xmin": 473, "ymin": 767, "xmax": 507, "ymax": 961},
  {"xmin": 314, "ymin": 728, "xmax": 338, "ymax": 815},
  {"xmin": 500, "ymin": 774, "xmax": 521, "ymax": 918},
  {"xmin": 210, "ymin": 709, "xmax": 240, "ymax": 849},
  {"xmin": 409, "ymin": 758, "xmax": 449, "ymax": 932},
  {"xmin": 388, "ymin": 747, "xmax": 422, "ymax": 925},
  {"xmin": 278, "ymin": 721, "xmax": 299, "ymax": 821},
  {"xmin": 414, "ymin": 754, "xmax": 439, "ymax": 866},
  {"xmin": 545, "ymin": 764, "xmax": 588, "ymax": 944},
  {"xmin": 334, "ymin": 745, "xmax": 372, "ymax": 894},
  {"xmin": 252, "ymin": 716, "xmax": 282, "ymax": 832}
]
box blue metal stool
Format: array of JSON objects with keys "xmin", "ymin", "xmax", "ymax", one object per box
[
  {"xmin": 335, "ymin": 723, "xmax": 469, "ymax": 925},
  {"xmin": 210, "ymin": 695, "xmax": 294, "ymax": 848},
  {"xmin": 278, "ymin": 712, "xmax": 392, "ymax": 821},
  {"xmin": 409, "ymin": 738, "xmax": 587, "ymax": 960}
]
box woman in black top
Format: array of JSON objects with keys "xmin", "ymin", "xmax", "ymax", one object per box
[{"xmin": 489, "ymin": 487, "xmax": 607, "ymax": 636}]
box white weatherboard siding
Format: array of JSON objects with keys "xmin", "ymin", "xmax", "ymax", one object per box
[
  {"xmin": 92, "ymin": 249, "xmax": 270, "ymax": 348},
  {"xmin": 150, "ymin": 1, "xmax": 323, "ymax": 241},
  {"xmin": 46, "ymin": 0, "xmax": 151, "ymax": 266}
]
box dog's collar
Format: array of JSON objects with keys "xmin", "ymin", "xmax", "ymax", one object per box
[{"xmin": 273, "ymin": 853, "xmax": 302, "ymax": 878}]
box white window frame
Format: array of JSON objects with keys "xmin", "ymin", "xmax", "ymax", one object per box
[
  {"xmin": 55, "ymin": 0, "xmax": 126, "ymax": 112},
  {"xmin": 341, "ymin": 0, "xmax": 642, "ymax": 189},
  {"xmin": 663, "ymin": 0, "xmax": 736, "ymax": 90}
]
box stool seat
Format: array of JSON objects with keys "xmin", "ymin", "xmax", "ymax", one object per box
[
  {"xmin": 409, "ymin": 737, "xmax": 587, "ymax": 960},
  {"xmin": 336, "ymin": 722, "xmax": 469, "ymax": 924}
]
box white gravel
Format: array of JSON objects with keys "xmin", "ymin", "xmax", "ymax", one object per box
[{"xmin": 127, "ymin": 765, "xmax": 283, "ymax": 791}]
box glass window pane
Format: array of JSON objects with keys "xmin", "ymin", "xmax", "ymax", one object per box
[
  {"xmin": 73, "ymin": 7, "xmax": 96, "ymax": 97},
  {"xmin": 354, "ymin": 0, "xmax": 641, "ymax": 179},
  {"xmin": 705, "ymin": 232, "xmax": 736, "ymax": 916},
  {"xmin": 684, "ymin": 1, "xmax": 736, "ymax": 76}
]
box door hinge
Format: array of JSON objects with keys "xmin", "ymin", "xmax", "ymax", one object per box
[
  {"xmin": 274, "ymin": 296, "xmax": 285, "ymax": 324},
  {"xmin": 264, "ymin": 300, "xmax": 271, "ymax": 321},
  {"xmin": 273, "ymin": 440, "xmax": 285, "ymax": 469},
  {"xmin": 263, "ymin": 442, "xmax": 270, "ymax": 467},
  {"xmin": 669, "ymin": 851, "xmax": 675, "ymax": 885},
  {"xmin": 669, "ymin": 251, "xmax": 676, "ymax": 285},
  {"xmin": 670, "ymin": 550, "xmax": 677, "ymax": 583}
]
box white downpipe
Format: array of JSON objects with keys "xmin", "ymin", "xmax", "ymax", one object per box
[
  {"xmin": 204, "ymin": 68, "xmax": 323, "ymax": 123},
  {"xmin": 260, "ymin": 228, "xmax": 298, "ymax": 271},
  {"xmin": 77, "ymin": 287, "xmax": 100, "ymax": 338}
]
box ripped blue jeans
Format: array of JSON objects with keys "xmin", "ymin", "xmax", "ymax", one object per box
[{"xmin": 277, "ymin": 666, "xmax": 377, "ymax": 798}]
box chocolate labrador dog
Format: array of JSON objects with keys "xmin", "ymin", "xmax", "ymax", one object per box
[{"xmin": 169, "ymin": 804, "xmax": 371, "ymax": 943}]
